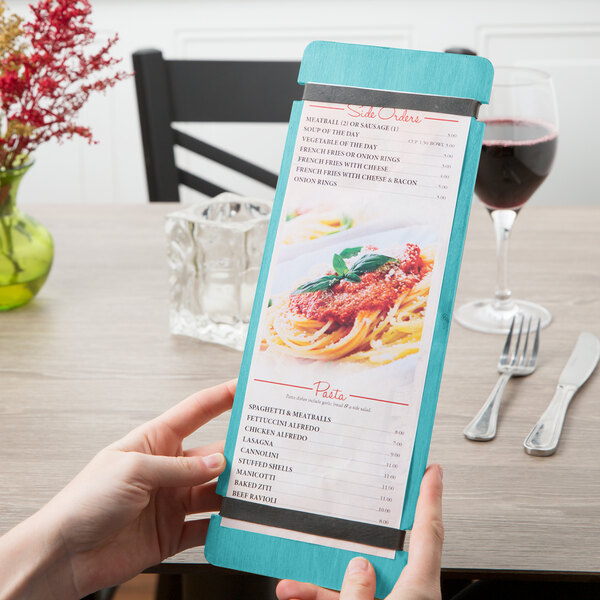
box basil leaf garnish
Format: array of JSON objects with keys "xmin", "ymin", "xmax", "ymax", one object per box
[
  {"xmin": 332, "ymin": 253, "xmax": 348, "ymax": 276},
  {"xmin": 339, "ymin": 246, "xmax": 362, "ymax": 259},
  {"xmin": 292, "ymin": 275, "xmax": 338, "ymax": 295},
  {"xmin": 351, "ymin": 253, "xmax": 397, "ymax": 275},
  {"xmin": 292, "ymin": 251, "xmax": 397, "ymax": 295}
]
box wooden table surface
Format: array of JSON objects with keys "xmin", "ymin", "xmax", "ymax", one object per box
[{"xmin": 1, "ymin": 202, "xmax": 599, "ymax": 579}]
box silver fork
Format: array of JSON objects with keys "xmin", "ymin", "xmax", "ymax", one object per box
[{"xmin": 464, "ymin": 315, "xmax": 540, "ymax": 441}]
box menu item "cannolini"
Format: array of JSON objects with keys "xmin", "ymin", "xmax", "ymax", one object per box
[{"xmin": 262, "ymin": 243, "xmax": 434, "ymax": 365}]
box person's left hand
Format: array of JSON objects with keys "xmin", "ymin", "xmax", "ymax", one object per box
[{"xmin": 41, "ymin": 381, "xmax": 235, "ymax": 597}]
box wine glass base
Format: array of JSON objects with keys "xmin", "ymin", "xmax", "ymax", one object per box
[{"xmin": 454, "ymin": 299, "xmax": 552, "ymax": 334}]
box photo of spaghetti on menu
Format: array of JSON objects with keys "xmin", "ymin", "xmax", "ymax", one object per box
[{"xmin": 218, "ymin": 98, "xmax": 471, "ymax": 559}]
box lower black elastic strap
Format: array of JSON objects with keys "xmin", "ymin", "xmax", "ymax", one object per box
[
  {"xmin": 220, "ymin": 498, "xmax": 405, "ymax": 551},
  {"xmin": 303, "ymin": 83, "xmax": 480, "ymax": 118}
]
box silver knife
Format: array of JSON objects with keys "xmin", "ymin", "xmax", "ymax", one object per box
[{"xmin": 524, "ymin": 332, "xmax": 600, "ymax": 456}]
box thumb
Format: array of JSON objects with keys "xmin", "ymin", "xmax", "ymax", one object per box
[
  {"xmin": 391, "ymin": 464, "xmax": 443, "ymax": 599},
  {"xmin": 136, "ymin": 452, "xmax": 226, "ymax": 488},
  {"xmin": 340, "ymin": 557, "xmax": 376, "ymax": 600}
]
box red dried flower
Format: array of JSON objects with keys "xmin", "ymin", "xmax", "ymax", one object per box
[{"xmin": 0, "ymin": 0, "xmax": 129, "ymax": 169}]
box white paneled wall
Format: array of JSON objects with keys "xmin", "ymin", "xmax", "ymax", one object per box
[{"xmin": 10, "ymin": 0, "xmax": 600, "ymax": 207}]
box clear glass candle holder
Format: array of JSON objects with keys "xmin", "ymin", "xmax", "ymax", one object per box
[{"xmin": 166, "ymin": 193, "xmax": 271, "ymax": 350}]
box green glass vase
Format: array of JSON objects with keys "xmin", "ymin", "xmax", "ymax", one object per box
[{"xmin": 0, "ymin": 163, "xmax": 54, "ymax": 310}]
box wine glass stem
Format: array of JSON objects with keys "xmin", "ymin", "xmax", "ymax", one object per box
[{"xmin": 491, "ymin": 209, "xmax": 517, "ymax": 312}]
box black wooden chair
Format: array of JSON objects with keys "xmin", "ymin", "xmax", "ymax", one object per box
[{"xmin": 132, "ymin": 49, "xmax": 302, "ymax": 202}]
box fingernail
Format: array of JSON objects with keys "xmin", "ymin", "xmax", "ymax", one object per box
[
  {"xmin": 203, "ymin": 453, "xmax": 225, "ymax": 469},
  {"xmin": 428, "ymin": 463, "xmax": 443, "ymax": 480},
  {"xmin": 347, "ymin": 557, "xmax": 369, "ymax": 574}
]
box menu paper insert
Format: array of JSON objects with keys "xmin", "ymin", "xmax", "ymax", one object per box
[{"xmin": 222, "ymin": 100, "xmax": 470, "ymax": 558}]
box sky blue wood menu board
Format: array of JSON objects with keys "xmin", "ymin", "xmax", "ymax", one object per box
[{"xmin": 205, "ymin": 41, "xmax": 493, "ymax": 598}]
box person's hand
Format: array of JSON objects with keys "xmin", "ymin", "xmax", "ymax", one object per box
[
  {"xmin": 0, "ymin": 381, "xmax": 235, "ymax": 600},
  {"xmin": 276, "ymin": 463, "xmax": 444, "ymax": 600},
  {"xmin": 55, "ymin": 380, "xmax": 235, "ymax": 596}
]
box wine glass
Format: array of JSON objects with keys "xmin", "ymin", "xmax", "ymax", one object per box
[{"xmin": 454, "ymin": 66, "xmax": 558, "ymax": 334}]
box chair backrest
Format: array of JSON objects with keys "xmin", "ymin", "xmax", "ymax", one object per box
[{"xmin": 132, "ymin": 49, "xmax": 302, "ymax": 202}]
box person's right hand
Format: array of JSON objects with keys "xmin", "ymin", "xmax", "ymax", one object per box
[{"xmin": 276, "ymin": 463, "xmax": 444, "ymax": 600}]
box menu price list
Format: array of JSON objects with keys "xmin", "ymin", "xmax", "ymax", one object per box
[
  {"xmin": 294, "ymin": 103, "xmax": 465, "ymax": 203},
  {"xmin": 227, "ymin": 388, "xmax": 409, "ymax": 529}
]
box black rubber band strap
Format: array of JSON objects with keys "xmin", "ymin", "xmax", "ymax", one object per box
[
  {"xmin": 220, "ymin": 497, "xmax": 406, "ymax": 551},
  {"xmin": 303, "ymin": 83, "xmax": 480, "ymax": 118}
]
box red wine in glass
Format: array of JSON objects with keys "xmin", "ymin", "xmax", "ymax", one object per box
[
  {"xmin": 455, "ymin": 67, "xmax": 559, "ymax": 334},
  {"xmin": 475, "ymin": 119, "xmax": 558, "ymax": 212}
]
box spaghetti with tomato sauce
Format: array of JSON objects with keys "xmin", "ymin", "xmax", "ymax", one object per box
[
  {"xmin": 288, "ymin": 244, "xmax": 425, "ymax": 326},
  {"xmin": 262, "ymin": 243, "xmax": 434, "ymax": 365}
]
